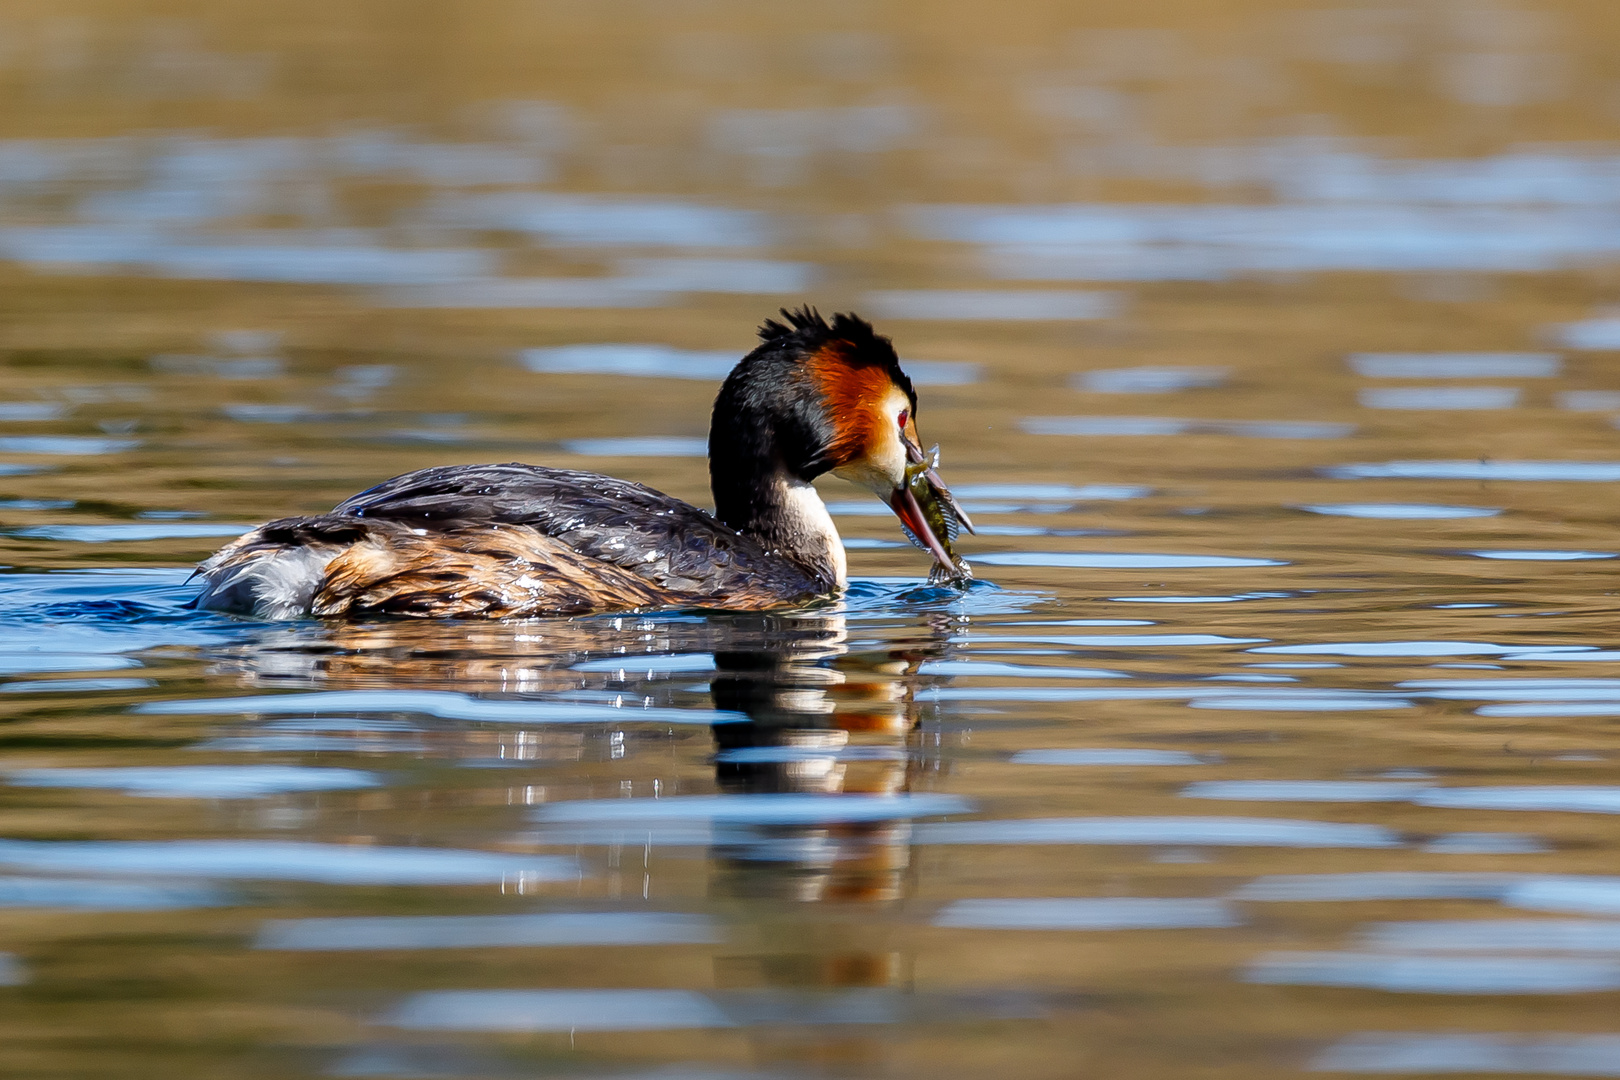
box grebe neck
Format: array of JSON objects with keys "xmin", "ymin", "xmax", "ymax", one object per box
[{"xmin": 710, "ymin": 465, "xmax": 846, "ymax": 590}]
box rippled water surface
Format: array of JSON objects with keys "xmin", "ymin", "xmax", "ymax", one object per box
[{"xmin": 8, "ymin": 2, "xmax": 1620, "ymax": 1077}]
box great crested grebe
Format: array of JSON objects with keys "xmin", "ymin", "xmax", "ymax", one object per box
[{"xmin": 193, "ymin": 309, "xmax": 973, "ymax": 619}]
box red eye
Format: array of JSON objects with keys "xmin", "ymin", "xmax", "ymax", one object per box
[{"xmin": 897, "ymin": 409, "xmax": 909, "ymax": 430}]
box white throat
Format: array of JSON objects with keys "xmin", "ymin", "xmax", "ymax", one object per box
[{"xmin": 778, "ymin": 479, "xmax": 847, "ymax": 588}]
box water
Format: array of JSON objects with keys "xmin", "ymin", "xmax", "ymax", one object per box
[{"xmin": 6, "ymin": 3, "xmax": 1620, "ymax": 1077}]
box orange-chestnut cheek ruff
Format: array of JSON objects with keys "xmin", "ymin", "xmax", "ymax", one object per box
[
  {"xmin": 827, "ymin": 386, "xmax": 911, "ymax": 494},
  {"xmin": 804, "ymin": 344, "xmax": 962, "ymax": 573},
  {"xmin": 804, "ymin": 346, "xmax": 910, "ymax": 487}
]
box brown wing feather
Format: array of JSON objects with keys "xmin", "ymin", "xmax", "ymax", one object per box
[
  {"xmin": 312, "ymin": 523, "xmax": 676, "ymax": 618},
  {"xmin": 311, "ymin": 522, "xmax": 797, "ymax": 618}
]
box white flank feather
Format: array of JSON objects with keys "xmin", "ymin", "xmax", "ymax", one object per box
[{"xmin": 193, "ymin": 541, "xmax": 340, "ymax": 619}]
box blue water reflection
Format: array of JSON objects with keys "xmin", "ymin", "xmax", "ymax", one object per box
[
  {"xmin": 0, "ymin": 655, "xmax": 140, "ymax": 675},
  {"xmin": 388, "ymin": 989, "xmax": 736, "ymax": 1032},
  {"xmin": 1189, "ymin": 694, "xmax": 1412, "ymax": 712},
  {"xmin": 1415, "ymin": 787, "xmax": 1620, "ymax": 814},
  {"xmin": 0, "ymin": 840, "xmax": 575, "ymax": 885},
  {"xmin": 1297, "ymin": 504, "xmax": 1500, "ymax": 519},
  {"xmin": 971, "ymin": 552, "xmax": 1284, "ymax": 568},
  {"xmin": 1561, "ymin": 390, "xmax": 1620, "ymax": 411},
  {"xmin": 534, "ymin": 793, "xmax": 970, "ymax": 826},
  {"xmin": 613, "ymin": 257, "xmax": 817, "ymax": 294},
  {"xmin": 386, "ymin": 986, "xmax": 1052, "ymax": 1032},
  {"xmin": 1184, "ymin": 781, "xmax": 1428, "ymax": 803},
  {"xmin": 1508, "ymin": 878, "xmax": 1620, "ymax": 916},
  {"xmin": 5, "ymin": 765, "xmax": 379, "ymax": 798},
  {"xmin": 258, "ymin": 912, "xmax": 720, "ymax": 950},
  {"xmin": 0, "ymin": 877, "xmax": 228, "ymax": 910},
  {"xmin": 1422, "ymin": 833, "xmax": 1549, "ymax": 855},
  {"xmin": 1246, "ymin": 952, "xmax": 1620, "ymax": 994},
  {"xmin": 1361, "ymin": 920, "xmax": 1620, "ymax": 954},
  {"xmin": 1251, "ymin": 641, "xmax": 1525, "ymax": 657},
  {"xmin": 8, "ymin": 523, "xmax": 251, "ymax": 543},
  {"xmin": 520, "ymin": 345, "xmax": 739, "ymax": 380},
  {"xmin": 1073, "ymin": 366, "xmax": 1228, "ymax": 393},
  {"xmin": 935, "ymin": 897, "xmax": 1238, "ymax": 930},
  {"xmin": 573, "ymin": 653, "xmax": 718, "ymax": 675},
  {"xmin": 1009, "ymin": 749, "xmax": 1205, "ymax": 765},
  {"xmin": 1359, "ymin": 387, "xmax": 1522, "ymax": 410},
  {"xmin": 426, "ymin": 192, "xmax": 774, "ymax": 247},
  {"xmin": 0, "ymin": 677, "xmax": 154, "ymax": 693},
  {"xmin": 381, "ymin": 279, "xmax": 672, "ymax": 309},
  {"xmin": 948, "ymin": 483, "xmax": 1150, "ymax": 501},
  {"xmin": 910, "ymin": 203, "xmax": 1620, "ymax": 277},
  {"xmin": 137, "ymin": 690, "xmax": 738, "ymax": 725},
  {"xmin": 0, "ymin": 403, "xmax": 69, "ymax": 421},
  {"xmin": 914, "ymin": 817, "xmax": 1402, "ymax": 848},
  {"xmin": 1464, "ymin": 549, "xmax": 1616, "ymax": 561},
  {"xmin": 1314, "ymin": 1033, "xmax": 1620, "ymax": 1076},
  {"xmin": 560, "ymin": 437, "xmax": 709, "ymax": 457},
  {"xmin": 1555, "ymin": 317, "xmax": 1620, "ymax": 350},
  {"xmin": 1324, "ymin": 461, "xmax": 1620, "ymax": 481},
  {"xmin": 1233, "ymin": 873, "xmax": 1529, "ymax": 902},
  {"xmin": 1109, "ymin": 592, "xmax": 1290, "ymax": 604},
  {"xmin": 920, "ymin": 660, "xmax": 1128, "ymax": 679},
  {"xmin": 1348, "ymin": 353, "xmax": 1560, "ymax": 378},
  {"xmin": 0, "ymin": 436, "xmax": 138, "ymax": 455},
  {"xmin": 1022, "ymin": 416, "xmax": 1352, "ymax": 438}
]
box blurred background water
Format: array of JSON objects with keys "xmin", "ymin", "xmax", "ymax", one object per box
[{"xmin": 7, "ymin": 1, "xmax": 1620, "ymax": 1077}]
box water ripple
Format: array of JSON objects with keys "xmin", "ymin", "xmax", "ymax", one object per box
[
  {"xmin": 972, "ymin": 552, "xmax": 1284, "ymax": 569},
  {"xmin": 533, "ymin": 793, "xmax": 970, "ymax": 826},
  {"xmin": 257, "ymin": 912, "xmax": 720, "ymax": 950},
  {"xmin": 5, "ymin": 765, "xmax": 380, "ymax": 799},
  {"xmin": 0, "ymin": 840, "xmax": 575, "ymax": 885},
  {"xmin": 1314, "ymin": 1033, "xmax": 1620, "ymax": 1076},
  {"xmin": 1348, "ymin": 352, "xmax": 1561, "ymax": 378},
  {"xmin": 1298, "ymin": 503, "xmax": 1500, "ymax": 519},
  {"xmin": 1324, "ymin": 461, "xmax": 1620, "ymax": 481},
  {"xmin": 934, "ymin": 897, "xmax": 1239, "ymax": 930},
  {"xmin": 1010, "ymin": 749, "xmax": 1207, "ymax": 765},
  {"xmin": 1246, "ymin": 951, "xmax": 1620, "ymax": 994},
  {"xmin": 135, "ymin": 690, "xmax": 739, "ymax": 725},
  {"xmin": 915, "ymin": 816, "xmax": 1402, "ymax": 848}
]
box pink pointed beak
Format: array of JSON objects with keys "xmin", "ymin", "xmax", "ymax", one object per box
[{"xmin": 888, "ymin": 483, "xmax": 956, "ymax": 574}]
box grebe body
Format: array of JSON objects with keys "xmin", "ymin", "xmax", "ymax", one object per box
[{"xmin": 193, "ymin": 309, "xmax": 969, "ymax": 619}]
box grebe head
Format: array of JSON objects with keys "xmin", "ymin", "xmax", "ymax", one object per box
[{"xmin": 710, "ymin": 307, "xmax": 968, "ymax": 578}]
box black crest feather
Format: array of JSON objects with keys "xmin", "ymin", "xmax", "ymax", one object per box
[
  {"xmin": 757, "ymin": 306, "xmax": 888, "ymax": 356},
  {"xmin": 756, "ymin": 307, "xmax": 907, "ymax": 388},
  {"xmin": 758, "ymin": 305, "xmax": 828, "ymax": 341}
]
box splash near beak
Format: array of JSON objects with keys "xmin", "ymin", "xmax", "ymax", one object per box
[{"xmin": 888, "ymin": 445, "xmax": 973, "ymax": 585}]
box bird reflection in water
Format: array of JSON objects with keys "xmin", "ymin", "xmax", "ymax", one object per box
[
  {"xmin": 706, "ymin": 612, "xmax": 949, "ymax": 1074},
  {"xmin": 209, "ymin": 609, "xmax": 959, "ymax": 1069},
  {"xmin": 708, "ymin": 611, "xmax": 941, "ymax": 905},
  {"xmin": 215, "ymin": 617, "xmax": 681, "ymax": 693},
  {"xmin": 212, "ymin": 612, "xmax": 950, "ymax": 806}
]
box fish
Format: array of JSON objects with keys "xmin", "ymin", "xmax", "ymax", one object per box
[{"xmin": 899, "ymin": 445, "xmax": 975, "ymax": 586}]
